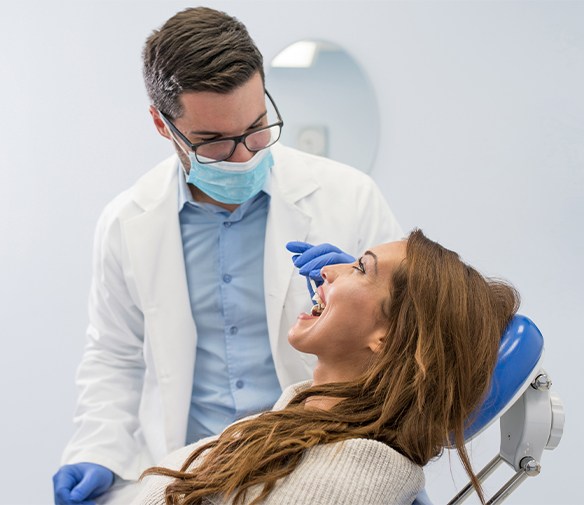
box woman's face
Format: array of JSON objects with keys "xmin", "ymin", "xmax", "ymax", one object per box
[{"xmin": 288, "ymin": 240, "xmax": 407, "ymax": 375}]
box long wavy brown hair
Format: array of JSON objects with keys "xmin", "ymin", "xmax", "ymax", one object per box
[{"xmin": 143, "ymin": 229, "xmax": 519, "ymax": 504}]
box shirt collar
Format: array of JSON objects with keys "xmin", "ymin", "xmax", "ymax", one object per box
[{"xmin": 177, "ymin": 160, "xmax": 194, "ymax": 212}]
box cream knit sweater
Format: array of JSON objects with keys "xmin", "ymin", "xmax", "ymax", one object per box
[{"xmin": 132, "ymin": 382, "xmax": 424, "ymax": 505}]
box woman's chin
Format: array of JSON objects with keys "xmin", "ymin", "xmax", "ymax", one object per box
[{"xmin": 288, "ymin": 312, "xmax": 320, "ymax": 349}]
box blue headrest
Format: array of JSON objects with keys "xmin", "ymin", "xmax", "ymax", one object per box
[{"xmin": 463, "ymin": 314, "xmax": 544, "ymax": 441}]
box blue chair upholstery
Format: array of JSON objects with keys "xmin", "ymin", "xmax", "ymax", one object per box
[
  {"xmin": 464, "ymin": 314, "xmax": 544, "ymax": 441},
  {"xmin": 447, "ymin": 314, "xmax": 563, "ymax": 504}
]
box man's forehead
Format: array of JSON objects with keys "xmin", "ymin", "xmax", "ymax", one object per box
[{"xmin": 176, "ymin": 76, "xmax": 266, "ymax": 130}]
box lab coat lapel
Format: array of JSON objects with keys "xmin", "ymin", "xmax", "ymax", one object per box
[
  {"xmin": 123, "ymin": 160, "xmax": 196, "ymax": 451},
  {"xmin": 264, "ymin": 148, "xmax": 318, "ymax": 354}
]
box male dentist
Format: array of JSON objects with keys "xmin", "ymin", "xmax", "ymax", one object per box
[{"xmin": 52, "ymin": 6, "xmax": 421, "ymax": 504}]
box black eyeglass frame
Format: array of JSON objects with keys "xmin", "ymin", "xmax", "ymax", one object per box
[{"xmin": 159, "ymin": 89, "xmax": 284, "ymax": 164}]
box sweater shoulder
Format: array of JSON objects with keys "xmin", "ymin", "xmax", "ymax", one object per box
[{"xmin": 266, "ymin": 439, "xmax": 424, "ymax": 504}]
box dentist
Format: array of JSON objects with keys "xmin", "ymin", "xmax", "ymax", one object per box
[{"xmin": 53, "ymin": 6, "xmax": 405, "ymax": 504}]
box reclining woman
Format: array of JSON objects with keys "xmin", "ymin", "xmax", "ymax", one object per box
[{"xmin": 134, "ymin": 229, "xmax": 519, "ymax": 505}]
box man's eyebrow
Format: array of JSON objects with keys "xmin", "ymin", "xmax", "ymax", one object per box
[
  {"xmin": 187, "ymin": 110, "xmax": 267, "ymax": 137},
  {"xmin": 363, "ymin": 250, "xmax": 378, "ymax": 275}
]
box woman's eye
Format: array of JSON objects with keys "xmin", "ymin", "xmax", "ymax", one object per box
[{"xmin": 352, "ymin": 258, "xmax": 366, "ymax": 274}]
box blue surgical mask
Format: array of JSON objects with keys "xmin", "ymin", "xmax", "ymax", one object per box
[{"xmin": 182, "ymin": 149, "xmax": 273, "ymax": 205}]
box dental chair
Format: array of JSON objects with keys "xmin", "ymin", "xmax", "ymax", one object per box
[{"xmin": 448, "ymin": 314, "xmax": 564, "ymax": 504}]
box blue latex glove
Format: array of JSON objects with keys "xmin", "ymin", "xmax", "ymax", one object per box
[
  {"xmin": 53, "ymin": 463, "xmax": 114, "ymax": 505},
  {"xmin": 286, "ymin": 241, "xmax": 355, "ymax": 297}
]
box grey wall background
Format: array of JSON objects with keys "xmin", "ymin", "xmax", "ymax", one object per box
[
  {"xmin": 0, "ymin": 1, "xmax": 582, "ymax": 504},
  {"xmin": 269, "ymin": 46, "xmax": 380, "ymax": 170}
]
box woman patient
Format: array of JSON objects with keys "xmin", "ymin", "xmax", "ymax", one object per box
[{"xmin": 134, "ymin": 229, "xmax": 519, "ymax": 505}]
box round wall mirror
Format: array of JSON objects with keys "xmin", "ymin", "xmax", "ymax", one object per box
[{"xmin": 267, "ymin": 40, "xmax": 379, "ymax": 174}]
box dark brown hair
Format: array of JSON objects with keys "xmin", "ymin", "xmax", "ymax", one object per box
[
  {"xmin": 144, "ymin": 229, "xmax": 519, "ymax": 504},
  {"xmin": 142, "ymin": 7, "xmax": 265, "ymax": 119}
]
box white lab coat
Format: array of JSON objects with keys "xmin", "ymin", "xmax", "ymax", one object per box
[{"xmin": 62, "ymin": 143, "xmax": 403, "ymax": 483}]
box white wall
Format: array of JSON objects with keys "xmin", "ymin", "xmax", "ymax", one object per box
[{"xmin": 1, "ymin": 1, "xmax": 581, "ymax": 504}]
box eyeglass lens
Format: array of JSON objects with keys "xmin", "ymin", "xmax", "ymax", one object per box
[{"xmin": 196, "ymin": 124, "xmax": 281, "ymax": 162}]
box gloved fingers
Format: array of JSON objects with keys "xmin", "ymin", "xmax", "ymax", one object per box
[
  {"xmin": 307, "ymin": 269, "xmax": 325, "ymax": 284},
  {"xmin": 54, "ymin": 467, "xmax": 82, "ymax": 505},
  {"xmin": 68, "ymin": 498, "xmax": 96, "ymax": 505},
  {"xmin": 285, "ymin": 241, "xmax": 313, "ymax": 254},
  {"xmin": 69, "ymin": 467, "xmax": 113, "ymax": 502},
  {"xmin": 69, "ymin": 478, "xmax": 93, "ymax": 503},
  {"xmin": 67, "ymin": 499, "xmax": 96, "ymax": 505},
  {"xmin": 291, "ymin": 243, "xmax": 341, "ymax": 268},
  {"xmin": 55, "ymin": 485, "xmax": 77, "ymax": 504},
  {"xmin": 88, "ymin": 466, "xmax": 115, "ymax": 498},
  {"xmin": 54, "ymin": 489, "xmax": 95, "ymax": 504},
  {"xmin": 297, "ymin": 252, "xmax": 355, "ymax": 277}
]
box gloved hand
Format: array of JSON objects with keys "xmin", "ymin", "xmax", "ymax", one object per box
[
  {"xmin": 286, "ymin": 241, "xmax": 355, "ymax": 297},
  {"xmin": 53, "ymin": 463, "xmax": 114, "ymax": 505}
]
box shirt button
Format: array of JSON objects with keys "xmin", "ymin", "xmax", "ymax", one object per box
[
  {"xmin": 223, "ymin": 274, "xmax": 232, "ymax": 283},
  {"xmin": 229, "ymin": 326, "xmax": 238, "ymax": 335},
  {"xmin": 236, "ymin": 380, "xmax": 244, "ymax": 389},
  {"xmin": 223, "ymin": 221, "xmax": 232, "ymax": 228}
]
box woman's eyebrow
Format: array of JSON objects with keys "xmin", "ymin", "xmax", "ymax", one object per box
[{"xmin": 363, "ymin": 250, "xmax": 378, "ymax": 275}]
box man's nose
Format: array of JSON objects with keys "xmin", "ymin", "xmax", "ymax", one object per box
[{"xmin": 227, "ymin": 141, "xmax": 254, "ymax": 163}]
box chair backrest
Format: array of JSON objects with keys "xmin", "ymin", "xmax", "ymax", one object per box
[
  {"xmin": 463, "ymin": 314, "xmax": 545, "ymax": 441},
  {"xmin": 447, "ymin": 315, "xmax": 563, "ymax": 504}
]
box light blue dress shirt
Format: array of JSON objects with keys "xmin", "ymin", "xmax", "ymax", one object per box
[{"xmin": 177, "ymin": 164, "xmax": 282, "ymax": 443}]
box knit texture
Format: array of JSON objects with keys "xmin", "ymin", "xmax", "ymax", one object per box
[{"xmin": 132, "ymin": 382, "xmax": 424, "ymax": 505}]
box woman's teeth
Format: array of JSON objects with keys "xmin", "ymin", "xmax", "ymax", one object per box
[
  {"xmin": 311, "ymin": 305, "xmax": 323, "ymax": 316},
  {"xmin": 311, "ymin": 292, "xmax": 325, "ymax": 316}
]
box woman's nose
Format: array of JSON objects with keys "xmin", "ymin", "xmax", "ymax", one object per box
[
  {"xmin": 321, "ymin": 264, "xmax": 340, "ymax": 282},
  {"xmin": 322, "ymin": 260, "xmax": 355, "ymax": 282}
]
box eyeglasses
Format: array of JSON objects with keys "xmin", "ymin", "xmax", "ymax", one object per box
[{"xmin": 159, "ymin": 90, "xmax": 284, "ymax": 164}]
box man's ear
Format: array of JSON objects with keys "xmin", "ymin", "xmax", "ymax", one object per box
[{"xmin": 149, "ymin": 105, "xmax": 171, "ymax": 140}]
